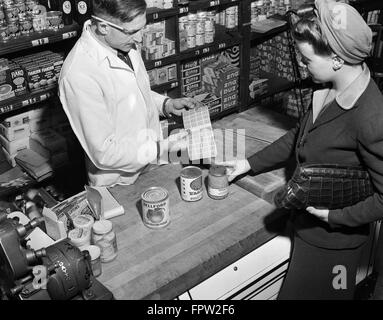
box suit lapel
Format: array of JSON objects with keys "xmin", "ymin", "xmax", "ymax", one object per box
[{"xmin": 309, "ymin": 100, "xmax": 348, "ymax": 132}]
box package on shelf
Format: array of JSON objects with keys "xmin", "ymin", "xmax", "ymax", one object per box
[
  {"xmin": 249, "ymin": 55, "xmax": 261, "ymax": 79},
  {"xmin": 141, "ymin": 21, "xmax": 175, "ymax": 60},
  {"xmin": 0, "ymin": 134, "xmax": 30, "ymax": 155},
  {"xmin": 1, "ymin": 110, "xmax": 30, "ymax": 128},
  {"xmin": 0, "ymin": 122, "xmax": 30, "ymax": 141},
  {"xmin": 14, "ymin": 51, "xmax": 65, "ymax": 92},
  {"xmin": 148, "ymin": 63, "xmax": 177, "ymax": 87},
  {"xmin": 181, "ymin": 59, "xmax": 202, "ymax": 97},
  {"xmin": 249, "ymin": 78, "xmax": 269, "ymax": 99},
  {"xmin": 194, "ymin": 92, "xmax": 222, "ymax": 115},
  {"xmin": 0, "ymin": 58, "xmax": 28, "ymax": 102},
  {"xmin": 201, "ymin": 56, "xmax": 240, "ymax": 98},
  {"xmin": 283, "ymin": 87, "xmax": 312, "ymax": 118}
]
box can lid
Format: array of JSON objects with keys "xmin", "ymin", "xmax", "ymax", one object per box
[
  {"xmin": 73, "ymin": 214, "xmax": 94, "ymax": 229},
  {"xmin": 181, "ymin": 166, "xmax": 202, "ymax": 178},
  {"xmin": 82, "ymin": 245, "xmax": 101, "ymax": 260},
  {"xmin": 92, "ymin": 219, "xmax": 113, "ymax": 234},
  {"xmin": 209, "ymin": 165, "xmax": 227, "ymax": 176}
]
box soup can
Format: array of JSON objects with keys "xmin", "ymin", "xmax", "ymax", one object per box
[
  {"xmin": 141, "ymin": 187, "xmax": 170, "ymax": 229},
  {"xmin": 180, "ymin": 166, "xmax": 203, "ymax": 201}
]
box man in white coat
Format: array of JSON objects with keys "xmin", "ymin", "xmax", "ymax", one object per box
[{"xmin": 59, "ymin": 0, "xmax": 199, "ymax": 187}]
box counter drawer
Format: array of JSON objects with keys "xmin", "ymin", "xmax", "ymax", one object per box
[{"xmin": 187, "ymin": 235, "xmax": 291, "ymax": 300}]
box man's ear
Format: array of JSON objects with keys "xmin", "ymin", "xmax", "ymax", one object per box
[
  {"xmin": 332, "ymin": 55, "xmax": 344, "ymax": 71},
  {"xmin": 95, "ymin": 21, "xmax": 109, "ymax": 35}
]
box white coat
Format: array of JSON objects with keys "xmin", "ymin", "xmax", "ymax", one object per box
[{"xmin": 59, "ymin": 20, "xmax": 167, "ymax": 186}]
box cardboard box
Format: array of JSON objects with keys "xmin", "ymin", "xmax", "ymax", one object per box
[
  {"xmin": 0, "ymin": 123, "xmax": 30, "ymax": 141},
  {"xmin": 0, "ymin": 61, "xmax": 28, "ymax": 102},
  {"xmin": 0, "ymin": 134, "xmax": 29, "ymax": 155},
  {"xmin": 2, "ymin": 111, "xmax": 30, "ymax": 128}
]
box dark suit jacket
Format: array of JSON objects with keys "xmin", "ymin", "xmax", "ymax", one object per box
[{"xmin": 248, "ymin": 79, "xmax": 383, "ymax": 249}]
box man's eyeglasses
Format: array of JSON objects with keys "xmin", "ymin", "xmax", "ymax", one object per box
[{"xmin": 91, "ymin": 15, "xmax": 139, "ymax": 35}]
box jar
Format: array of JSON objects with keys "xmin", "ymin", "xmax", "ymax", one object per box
[
  {"xmin": 208, "ymin": 165, "xmax": 229, "ymax": 200},
  {"xmin": 68, "ymin": 227, "xmax": 91, "ymax": 250},
  {"xmin": 82, "ymin": 245, "xmax": 102, "ymax": 277},
  {"xmin": 92, "ymin": 219, "xmax": 118, "ymax": 263}
]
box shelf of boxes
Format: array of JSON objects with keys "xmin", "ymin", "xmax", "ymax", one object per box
[
  {"xmin": 0, "ymin": 23, "xmax": 80, "ymax": 56},
  {"xmin": 0, "ymin": 85, "xmax": 57, "ymax": 115}
]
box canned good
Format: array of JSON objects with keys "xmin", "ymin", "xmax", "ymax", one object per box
[
  {"xmin": 180, "ymin": 166, "xmax": 203, "ymax": 201},
  {"xmin": 3, "ymin": 0, "xmax": 14, "ymax": 8},
  {"xmin": 92, "ymin": 220, "xmax": 118, "ymax": 262},
  {"xmin": 141, "ymin": 187, "xmax": 170, "ymax": 229},
  {"xmin": 187, "ymin": 35, "xmax": 196, "ymax": 48},
  {"xmin": 19, "ymin": 16, "xmax": 33, "ymax": 34},
  {"xmin": 225, "ymin": 13, "xmax": 236, "ymax": 29},
  {"xmin": 205, "ymin": 31, "xmax": 214, "ymax": 43},
  {"xmin": 196, "ymin": 19, "xmax": 204, "ymax": 34},
  {"xmin": 7, "ymin": 18, "xmax": 19, "ymax": 37},
  {"xmin": 0, "ymin": 7, "xmax": 5, "ymax": 20},
  {"xmin": 179, "ymin": 15, "xmax": 188, "ymax": 30},
  {"xmin": 32, "ymin": 14, "xmax": 44, "ymax": 32},
  {"xmin": 185, "ymin": 21, "xmax": 196, "ymax": 36},
  {"xmin": 14, "ymin": 1, "xmax": 25, "ymax": 16},
  {"xmin": 196, "ymin": 33, "xmax": 204, "ymax": 46},
  {"xmin": 0, "ymin": 24, "xmax": 10, "ymax": 41},
  {"xmin": 204, "ymin": 19, "xmax": 214, "ymax": 32},
  {"xmin": 208, "ymin": 165, "xmax": 229, "ymax": 200},
  {"xmin": 4, "ymin": 5, "xmax": 18, "ymax": 19},
  {"xmin": 25, "ymin": 0, "xmax": 36, "ymax": 15}
]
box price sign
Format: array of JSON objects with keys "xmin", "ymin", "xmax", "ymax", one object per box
[
  {"xmin": 202, "ymin": 47, "xmax": 210, "ymax": 54},
  {"xmin": 179, "ymin": 7, "xmax": 188, "ymax": 13},
  {"xmin": 23, "ymin": 96, "xmax": 38, "ymax": 106},
  {"xmin": 152, "ymin": 12, "xmax": 159, "ymax": 20},
  {"xmin": 218, "ymin": 42, "xmax": 227, "ymax": 49},
  {"xmin": 62, "ymin": 31, "xmax": 78, "ymax": 40},
  {"xmin": 154, "ymin": 60, "xmax": 162, "ymax": 67},
  {"xmin": 171, "ymin": 81, "xmax": 178, "ymax": 88},
  {"xmin": 210, "ymin": 0, "xmax": 220, "ymax": 6},
  {"xmin": 195, "ymin": 49, "xmax": 200, "ymax": 55},
  {"xmin": 0, "ymin": 105, "xmax": 13, "ymax": 114},
  {"xmin": 31, "ymin": 37, "xmax": 49, "ymax": 47}
]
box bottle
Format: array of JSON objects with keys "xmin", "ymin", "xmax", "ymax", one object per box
[
  {"xmin": 60, "ymin": 0, "xmax": 73, "ymax": 25},
  {"xmin": 74, "ymin": 0, "xmax": 90, "ymax": 26},
  {"xmin": 92, "ymin": 219, "xmax": 118, "ymax": 263},
  {"xmin": 208, "ymin": 165, "xmax": 229, "ymax": 200}
]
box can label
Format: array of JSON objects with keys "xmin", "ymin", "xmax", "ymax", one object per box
[
  {"xmin": 180, "ymin": 166, "xmax": 203, "ymax": 201},
  {"xmin": 141, "ymin": 187, "xmax": 170, "ymax": 229}
]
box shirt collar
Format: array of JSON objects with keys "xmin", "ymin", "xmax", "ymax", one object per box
[
  {"xmin": 80, "ymin": 20, "xmax": 135, "ymax": 65},
  {"xmin": 336, "ymin": 63, "xmax": 371, "ymax": 110}
]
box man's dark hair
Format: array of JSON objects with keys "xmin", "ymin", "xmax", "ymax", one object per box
[{"xmin": 92, "ymin": 0, "xmax": 147, "ymax": 23}]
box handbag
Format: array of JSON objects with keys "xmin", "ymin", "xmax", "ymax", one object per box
[{"xmin": 273, "ymin": 164, "xmax": 374, "ymax": 210}]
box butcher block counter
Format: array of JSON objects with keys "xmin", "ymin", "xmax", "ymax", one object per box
[{"xmin": 97, "ymin": 106, "xmax": 297, "ymax": 300}]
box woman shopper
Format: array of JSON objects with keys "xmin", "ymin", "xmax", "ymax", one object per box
[{"xmin": 219, "ymin": 0, "xmax": 383, "ymax": 299}]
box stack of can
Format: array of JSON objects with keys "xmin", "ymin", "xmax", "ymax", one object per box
[
  {"xmin": 0, "ymin": 0, "xmax": 42, "ymax": 42},
  {"xmin": 179, "ymin": 11, "xmax": 216, "ymax": 50}
]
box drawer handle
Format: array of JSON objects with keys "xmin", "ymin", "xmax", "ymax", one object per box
[{"xmin": 233, "ymin": 266, "xmax": 238, "ymax": 271}]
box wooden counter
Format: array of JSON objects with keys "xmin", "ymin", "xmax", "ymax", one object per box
[{"xmin": 97, "ymin": 106, "xmax": 296, "ymax": 300}]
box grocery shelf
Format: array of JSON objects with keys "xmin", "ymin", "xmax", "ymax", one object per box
[
  {"xmin": 179, "ymin": 26, "xmax": 241, "ymax": 60},
  {"xmin": 250, "ymin": 15, "xmax": 288, "ymax": 43},
  {"xmin": 146, "ymin": 7, "xmax": 179, "ymax": 23},
  {"xmin": 0, "ymin": 23, "xmax": 80, "ymax": 56},
  {"xmin": 186, "ymin": 0, "xmax": 239, "ymax": 12},
  {"xmin": 0, "ymin": 86, "xmax": 57, "ymax": 116}
]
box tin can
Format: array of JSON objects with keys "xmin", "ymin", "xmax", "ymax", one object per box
[
  {"xmin": 225, "ymin": 13, "xmax": 236, "ymax": 29},
  {"xmin": 0, "ymin": 24, "xmax": 10, "ymax": 41},
  {"xmin": 185, "ymin": 21, "xmax": 196, "ymax": 36},
  {"xmin": 19, "ymin": 16, "xmax": 32, "ymax": 34},
  {"xmin": 4, "ymin": 5, "xmax": 18, "ymax": 19},
  {"xmin": 186, "ymin": 35, "xmax": 195, "ymax": 48},
  {"xmin": 196, "ymin": 33, "xmax": 204, "ymax": 46},
  {"xmin": 204, "ymin": 31, "xmax": 214, "ymax": 43},
  {"xmin": 7, "ymin": 17, "xmax": 19, "ymax": 37},
  {"xmin": 204, "ymin": 19, "xmax": 214, "ymax": 32},
  {"xmin": 180, "ymin": 166, "xmax": 203, "ymax": 201},
  {"xmin": 141, "ymin": 187, "xmax": 170, "ymax": 228}
]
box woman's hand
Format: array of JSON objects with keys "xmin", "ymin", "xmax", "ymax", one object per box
[
  {"xmin": 214, "ymin": 159, "xmax": 251, "ymax": 182},
  {"xmin": 306, "ymin": 206, "xmax": 329, "ymax": 223}
]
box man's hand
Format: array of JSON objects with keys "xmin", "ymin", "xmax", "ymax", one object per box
[
  {"xmin": 214, "ymin": 159, "xmax": 251, "ymax": 182},
  {"xmin": 306, "ymin": 206, "xmax": 329, "ymax": 223},
  {"xmin": 165, "ymin": 98, "xmax": 202, "ymax": 116}
]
